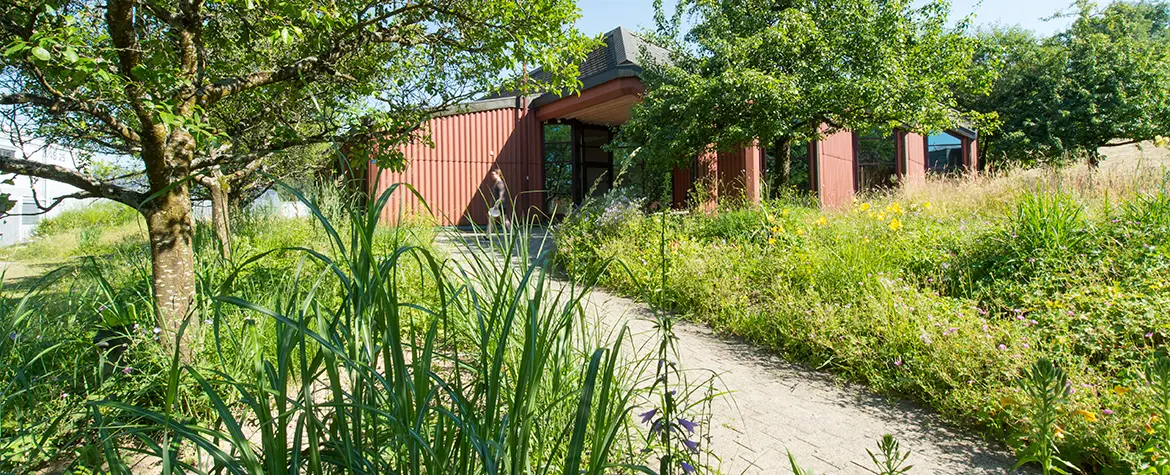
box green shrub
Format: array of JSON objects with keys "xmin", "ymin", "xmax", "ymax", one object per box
[{"xmin": 34, "ymin": 201, "xmax": 139, "ymax": 237}]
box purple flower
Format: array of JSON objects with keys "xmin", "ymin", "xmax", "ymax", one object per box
[
  {"xmin": 651, "ymin": 419, "xmax": 664, "ymax": 434},
  {"xmin": 998, "ymin": 344, "xmax": 1007, "ymax": 351},
  {"xmin": 677, "ymin": 417, "xmax": 698, "ymax": 434},
  {"xmin": 122, "ymin": 366, "xmax": 132, "ymax": 375},
  {"xmin": 894, "ymin": 359, "xmax": 903, "ymax": 367},
  {"xmin": 681, "ymin": 461, "xmax": 696, "ymax": 474},
  {"xmin": 944, "ymin": 327, "xmax": 958, "ymax": 336},
  {"xmin": 1103, "ymin": 409, "xmax": 1114, "ymax": 415},
  {"xmin": 1021, "ymin": 343, "xmax": 1030, "ymax": 349},
  {"xmin": 639, "ymin": 409, "xmax": 657, "ymax": 424},
  {"xmin": 684, "ymin": 439, "xmax": 700, "ymax": 453},
  {"xmin": 1147, "ymin": 332, "xmax": 1155, "ymax": 339}
]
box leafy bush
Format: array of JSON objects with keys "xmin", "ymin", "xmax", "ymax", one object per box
[{"xmin": 34, "ymin": 201, "xmax": 140, "ymax": 237}]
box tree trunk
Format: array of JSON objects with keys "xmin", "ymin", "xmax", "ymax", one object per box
[
  {"xmin": 145, "ymin": 186, "xmax": 197, "ymax": 360},
  {"xmin": 207, "ymin": 175, "xmax": 232, "ymax": 261},
  {"xmin": 772, "ymin": 136, "xmax": 793, "ymax": 197}
]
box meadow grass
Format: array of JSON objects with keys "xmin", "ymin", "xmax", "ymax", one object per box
[
  {"xmin": 0, "ymin": 180, "xmax": 660, "ymax": 474},
  {"xmin": 554, "ymin": 160, "xmax": 1170, "ymax": 472}
]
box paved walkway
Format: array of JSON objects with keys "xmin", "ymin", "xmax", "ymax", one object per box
[{"xmin": 441, "ymin": 231, "xmax": 1021, "ymax": 475}]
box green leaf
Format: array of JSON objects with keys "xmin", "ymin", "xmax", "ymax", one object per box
[
  {"xmin": 31, "ymin": 46, "xmax": 50, "ymax": 61},
  {"xmin": 63, "ymin": 47, "xmax": 78, "ymax": 63}
]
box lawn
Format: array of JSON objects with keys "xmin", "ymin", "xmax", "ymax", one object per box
[{"xmin": 554, "ymin": 146, "xmax": 1170, "ymax": 472}]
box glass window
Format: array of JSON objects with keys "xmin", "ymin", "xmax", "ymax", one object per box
[
  {"xmin": 927, "ymin": 132, "xmax": 964, "ymax": 174},
  {"xmin": 856, "ymin": 129, "xmax": 897, "ymax": 190},
  {"xmin": 764, "ymin": 141, "xmax": 815, "ymax": 194},
  {"xmin": 0, "ymin": 148, "xmax": 14, "ymax": 160},
  {"xmin": 21, "ymin": 199, "xmax": 40, "ymax": 225},
  {"xmin": 543, "ymin": 124, "xmax": 573, "ymax": 213}
]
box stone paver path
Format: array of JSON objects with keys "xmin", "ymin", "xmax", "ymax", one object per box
[{"xmin": 442, "ymin": 231, "xmax": 1021, "ymax": 475}]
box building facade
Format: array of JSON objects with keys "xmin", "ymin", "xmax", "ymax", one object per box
[
  {"xmin": 366, "ymin": 26, "xmax": 978, "ymax": 225},
  {"xmin": 0, "ymin": 136, "xmax": 97, "ymax": 246}
]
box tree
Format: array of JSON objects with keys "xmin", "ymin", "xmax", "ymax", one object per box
[
  {"xmin": 0, "ymin": 0, "xmax": 592, "ymax": 356},
  {"xmin": 618, "ymin": 0, "xmax": 992, "ymax": 196},
  {"xmin": 959, "ymin": 1, "xmax": 1170, "ymax": 166}
]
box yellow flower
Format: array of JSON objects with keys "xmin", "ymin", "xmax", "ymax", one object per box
[
  {"xmin": 1074, "ymin": 409, "xmax": 1098, "ymax": 423},
  {"xmin": 888, "ymin": 218, "xmax": 902, "ymax": 231},
  {"xmin": 1055, "ymin": 426, "xmax": 1065, "ymax": 439},
  {"xmin": 767, "ymin": 214, "xmax": 775, "ymax": 224},
  {"xmin": 1148, "ymin": 425, "xmax": 1158, "ymax": 435},
  {"xmin": 858, "ymin": 202, "xmax": 871, "ymax": 212},
  {"xmin": 1113, "ymin": 385, "xmax": 1131, "ymax": 396},
  {"xmin": 782, "ymin": 209, "xmax": 790, "ymax": 216},
  {"xmin": 815, "ymin": 216, "xmax": 828, "ymax": 226},
  {"xmin": 923, "ymin": 201, "xmax": 932, "ymax": 210},
  {"xmin": 796, "ymin": 229, "xmax": 805, "ymax": 236},
  {"xmin": 885, "ymin": 202, "xmax": 904, "ymax": 215},
  {"xmin": 768, "ymin": 238, "xmax": 776, "ymax": 245},
  {"xmin": 1000, "ymin": 395, "xmax": 1013, "ymax": 407},
  {"xmin": 771, "ymin": 225, "xmax": 784, "ymax": 234},
  {"xmin": 877, "ymin": 212, "xmax": 886, "ymax": 220}
]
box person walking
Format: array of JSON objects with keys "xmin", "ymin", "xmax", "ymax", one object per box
[{"xmin": 487, "ymin": 167, "xmax": 510, "ymax": 236}]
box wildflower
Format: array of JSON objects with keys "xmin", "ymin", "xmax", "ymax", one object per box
[
  {"xmin": 796, "ymin": 229, "xmax": 805, "ymax": 236},
  {"xmin": 888, "ymin": 218, "xmax": 903, "ymax": 231},
  {"xmin": 1102, "ymin": 409, "xmax": 1114, "ymax": 416},
  {"xmin": 122, "ymin": 366, "xmax": 132, "ymax": 375},
  {"xmin": 767, "ymin": 214, "xmax": 775, "ymax": 223},
  {"xmin": 894, "ymin": 358, "xmax": 903, "ymax": 367},
  {"xmin": 7, "ymin": 332, "xmax": 15, "ymax": 340},
  {"xmin": 815, "ymin": 216, "xmax": 828, "ymax": 226},
  {"xmin": 920, "ymin": 332, "xmax": 933, "ymax": 345},
  {"xmin": 203, "ymin": 319, "xmax": 213, "ymax": 325},
  {"xmin": 768, "ymin": 238, "xmax": 776, "ymax": 246},
  {"xmin": 1021, "ymin": 343, "xmax": 1030, "ymax": 349},
  {"xmin": 681, "ymin": 462, "xmax": 696, "ymax": 474},
  {"xmin": 1113, "ymin": 385, "xmax": 1131, "ymax": 396},
  {"xmin": 153, "ymin": 327, "xmax": 162, "ymax": 334},
  {"xmin": 858, "ymin": 202, "xmax": 871, "ymax": 212},
  {"xmin": 1074, "ymin": 409, "xmax": 1098, "ymax": 423},
  {"xmin": 61, "ymin": 392, "xmax": 68, "ymax": 399},
  {"xmin": 1055, "ymin": 426, "xmax": 1065, "ymax": 439},
  {"xmin": 943, "ymin": 327, "xmax": 958, "ymax": 336},
  {"xmin": 1147, "ymin": 332, "xmax": 1155, "ymax": 339},
  {"xmin": 639, "ymin": 409, "xmax": 657, "ymax": 424},
  {"xmin": 133, "ymin": 323, "xmax": 139, "ymax": 331},
  {"xmin": 998, "ymin": 344, "xmax": 1007, "ymax": 351},
  {"xmin": 684, "ymin": 439, "xmax": 700, "ymax": 453},
  {"xmin": 677, "ymin": 417, "xmax": 698, "ymax": 434},
  {"xmin": 923, "ymin": 201, "xmax": 932, "ymax": 210}
]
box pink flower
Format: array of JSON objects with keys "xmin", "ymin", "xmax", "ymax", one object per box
[
  {"xmin": 1102, "ymin": 409, "xmax": 1114, "ymax": 415},
  {"xmin": 894, "ymin": 359, "xmax": 903, "ymax": 367},
  {"xmin": 1022, "ymin": 343, "xmax": 1030, "ymax": 349},
  {"xmin": 997, "ymin": 344, "xmax": 1007, "ymax": 351},
  {"xmin": 1147, "ymin": 332, "xmax": 1155, "ymax": 339}
]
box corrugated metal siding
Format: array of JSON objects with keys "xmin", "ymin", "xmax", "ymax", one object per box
[
  {"xmin": 816, "ymin": 129, "xmax": 855, "ymax": 209},
  {"xmin": 716, "ymin": 145, "xmax": 762, "ymax": 203},
  {"xmin": 367, "ymin": 107, "xmax": 542, "ymax": 226},
  {"xmin": 904, "ymin": 132, "xmax": 926, "ymax": 184}
]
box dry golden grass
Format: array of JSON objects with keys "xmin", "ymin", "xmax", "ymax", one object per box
[{"xmin": 896, "ymin": 141, "xmax": 1170, "ymax": 217}]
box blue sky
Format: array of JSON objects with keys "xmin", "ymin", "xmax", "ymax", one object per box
[{"xmin": 574, "ymin": 0, "xmax": 1079, "ymax": 37}]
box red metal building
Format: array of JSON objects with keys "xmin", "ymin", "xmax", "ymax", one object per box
[{"xmin": 366, "ymin": 26, "xmax": 979, "ymax": 224}]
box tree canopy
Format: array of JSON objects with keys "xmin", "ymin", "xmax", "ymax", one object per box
[
  {"xmin": 0, "ymin": 0, "xmax": 592, "ymax": 349},
  {"xmin": 959, "ymin": 1, "xmax": 1170, "ymax": 165},
  {"xmin": 617, "ymin": 0, "xmax": 991, "ymax": 192}
]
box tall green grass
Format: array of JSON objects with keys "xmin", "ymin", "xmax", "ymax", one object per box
[
  {"xmin": 555, "ymin": 165, "xmax": 1170, "ymax": 472},
  {"xmin": 1, "ymin": 179, "xmax": 658, "ymax": 473}
]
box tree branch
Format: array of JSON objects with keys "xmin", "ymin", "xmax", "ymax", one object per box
[
  {"xmin": 1, "ymin": 93, "xmax": 142, "ymax": 145},
  {"xmin": 0, "ymin": 156, "xmax": 145, "ymax": 207}
]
